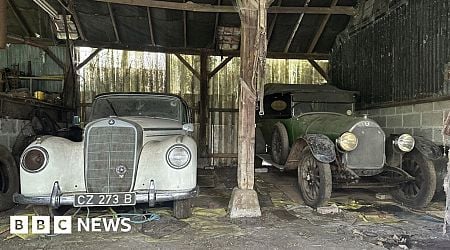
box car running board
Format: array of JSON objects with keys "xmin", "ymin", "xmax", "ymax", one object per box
[{"xmin": 256, "ymin": 154, "xmax": 286, "ymax": 171}]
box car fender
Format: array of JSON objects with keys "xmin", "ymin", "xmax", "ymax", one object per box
[
  {"xmin": 19, "ymin": 136, "xmax": 85, "ymax": 196},
  {"xmin": 413, "ymin": 136, "xmax": 442, "ymax": 160},
  {"xmin": 284, "ymin": 134, "xmax": 335, "ymax": 170},
  {"xmin": 386, "ymin": 135, "xmax": 443, "ymax": 167},
  {"xmin": 134, "ymin": 135, "xmax": 197, "ymax": 191}
]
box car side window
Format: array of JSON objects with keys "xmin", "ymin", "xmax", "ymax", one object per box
[{"xmin": 261, "ymin": 93, "xmax": 291, "ymax": 119}]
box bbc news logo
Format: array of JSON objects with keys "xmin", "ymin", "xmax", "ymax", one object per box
[{"xmin": 10, "ymin": 216, "xmax": 132, "ymax": 234}]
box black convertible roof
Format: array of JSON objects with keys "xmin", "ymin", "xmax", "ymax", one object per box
[
  {"xmin": 264, "ymin": 83, "xmax": 358, "ymax": 96},
  {"xmin": 264, "ymin": 83, "xmax": 359, "ymax": 103}
]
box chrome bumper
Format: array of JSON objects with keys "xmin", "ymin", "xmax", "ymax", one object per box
[{"xmin": 13, "ymin": 181, "xmax": 199, "ymax": 208}]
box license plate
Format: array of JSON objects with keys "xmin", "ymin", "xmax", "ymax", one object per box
[{"xmin": 74, "ymin": 193, "xmax": 136, "ymax": 207}]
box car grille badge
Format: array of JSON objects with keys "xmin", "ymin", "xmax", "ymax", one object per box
[{"xmin": 115, "ymin": 164, "xmax": 127, "ymax": 178}]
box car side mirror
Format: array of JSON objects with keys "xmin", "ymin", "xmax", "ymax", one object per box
[{"xmin": 183, "ymin": 123, "xmax": 194, "ymax": 132}]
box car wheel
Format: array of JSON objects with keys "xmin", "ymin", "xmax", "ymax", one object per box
[
  {"xmin": 0, "ymin": 145, "xmax": 19, "ymax": 211},
  {"xmin": 271, "ymin": 122, "xmax": 289, "ymax": 165},
  {"xmin": 173, "ymin": 199, "xmax": 192, "ymax": 219},
  {"xmin": 297, "ymin": 147, "xmax": 332, "ymax": 208},
  {"xmin": 391, "ymin": 150, "xmax": 436, "ymax": 209},
  {"xmin": 32, "ymin": 205, "xmax": 70, "ymax": 217}
]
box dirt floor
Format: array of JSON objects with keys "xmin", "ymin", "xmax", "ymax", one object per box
[{"xmin": 1, "ymin": 167, "xmax": 449, "ymax": 250}]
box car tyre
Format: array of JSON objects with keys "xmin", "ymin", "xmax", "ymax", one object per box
[
  {"xmin": 0, "ymin": 145, "xmax": 19, "ymax": 211},
  {"xmin": 271, "ymin": 122, "xmax": 289, "ymax": 165},
  {"xmin": 173, "ymin": 199, "xmax": 192, "ymax": 219},
  {"xmin": 297, "ymin": 147, "xmax": 332, "ymax": 208},
  {"xmin": 391, "ymin": 150, "xmax": 436, "ymax": 209}
]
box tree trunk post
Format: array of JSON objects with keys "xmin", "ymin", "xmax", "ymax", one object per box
[{"xmin": 228, "ymin": 0, "xmax": 269, "ymax": 218}]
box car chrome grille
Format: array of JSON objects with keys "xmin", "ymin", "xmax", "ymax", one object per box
[
  {"xmin": 345, "ymin": 123, "xmax": 385, "ymax": 170},
  {"xmin": 86, "ymin": 125, "xmax": 136, "ymax": 193}
]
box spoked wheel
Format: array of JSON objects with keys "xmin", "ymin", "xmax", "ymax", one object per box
[
  {"xmin": 391, "ymin": 150, "xmax": 436, "ymax": 208},
  {"xmin": 297, "ymin": 147, "xmax": 332, "ymax": 208}
]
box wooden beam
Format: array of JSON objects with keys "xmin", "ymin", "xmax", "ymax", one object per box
[
  {"xmin": 208, "ymin": 56, "xmax": 233, "ymax": 79},
  {"xmin": 308, "ymin": 59, "xmax": 329, "ymax": 82},
  {"xmin": 68, "ymin": 0, "xmax": 87, "ymax": 41},
  {"xmin": 107, "ymin": 3, "xmax": 120, "ymax": 43},
  {"xmin": 7, "ymin": 0, "xmax": 32, "ymax": 37},
  {"xmin": 7, "ymin": 34, "xmax": 65, "ymax": 69},
  {"xmin": 76, "ymin": 48, "xmax": 102, "ymax": 70},
  {"xmin": 183, "ymin": 4, "xmax": 187, "ymax": 48},
  {"xmin": 174, "ymin": 53, "xmax": 200, "ymax": 79},
  {"xmin": 43, "ymin": 47, "xmax": 65, "ymax": 70},
  {"xmin": 56, "ymin": 0, "xmax": 74, "ymax": 15},
  {"xmin": 73, "ymin": 39, "xmax": 329, "ymax": 59},
  {"xmin": 284, "ymin": 0, "xmax": 310, "ymax": 53},
  {"xmin": 96, "ymin": 0, "xmax": 357, "ymax": 15},
  {"xmin": 198, "ymin": 50, "xmax": 208, "ymax": 159},
  {"xmin": 0, "ymin": 0, "xmax": 5, "ymax": 48},
  {"xmin": 211, "ymin": 0, "xmax": 221, "ymax": 48},
  {"xmin": 146, "ymin": 7, "xmax": 155, "ymax": 45},
  {"xmin": 307, "ymin": 0, "xmax": 338, "ymax": 53},
  {"xmin": 228, "ymin": 0, "xmax": 268, "ymax": 217},
  {"xmin": 267, "ymin": 0, "xmax": 282, "ymax": 46}
]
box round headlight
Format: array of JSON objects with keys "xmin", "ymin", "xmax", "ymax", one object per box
[
  {"xmin": 396, "ymin": 134, "xmax": 415, "ymax": 152},
  {"xmin": 338, "ymin": 132, "xmax": 358, "ymax": 151},
  {"xmin": 166, "ymin": 145, "xmax": 191, "ymax": 169},
  {"xmin": 21, "ymin": 147, "xmax": 48, "ymax": 172}
]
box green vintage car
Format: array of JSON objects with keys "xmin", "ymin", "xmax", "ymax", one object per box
[{"xmin": 255, "ymin": 84, "xmax": 442, "ymax": 208}]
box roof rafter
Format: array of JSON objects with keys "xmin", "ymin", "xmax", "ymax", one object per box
[
  {"xmin": 95, "ymin": 0, "xmax": 356, "ymax": 15},
  {"xmin": 146, "ymin": 7, "xmax": 155, "ymax": 45},
  {"xmin": 308, "ymin": 0, "xmax": 338, "ymax": 53},
  {"xmin": 107, "ymin": 2, "xmax": 120, "ymax": 43},
  {"xmin": 183, "ymin": 0, "xmax": 187, "ymax": 48},
  {"xmin": 212, "ymin": 0, "xmax": 221, "ymax": 48},
  {"xmin": 8, "ymin": 0, "xmax": 32, "ymax": 37},
  {"xmin": 284, "ymin": 0, "xmax": 310, "ymax": 53},
  {"xmin": 67, "ymin": 0, "xmax": 87, "ymax": 41},
  {"xmin": 305, "ymin": 0, "xmax": 338, "ymax": 83},
  {"xmin": 267, "ymin": 0, "xmax": 282, "ymax": 46}
]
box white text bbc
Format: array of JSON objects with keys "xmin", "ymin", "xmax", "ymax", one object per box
[{"xmin": 10, "ymin": 216, "xmax": 132, "ymax": 234}]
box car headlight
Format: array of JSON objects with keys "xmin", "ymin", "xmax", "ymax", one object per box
[
  {"xmin": 395, "ymin": 134, "xmax": 415, "ymax": 152},
  {"xmin": 166, "ymin": 145, "xmax": 191, "ymax": 169},
  {"xmin": 337, "ymin": 132, "xmax": 358, "ymax": 151},
  {"xmin": 21, "ymin": 147, "xmax": 48, "ymax": 172}
]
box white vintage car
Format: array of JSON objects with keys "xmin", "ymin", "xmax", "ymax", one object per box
[{"xmin": 14, "ymin": 93, "xmax": 198, "ymax": 218}]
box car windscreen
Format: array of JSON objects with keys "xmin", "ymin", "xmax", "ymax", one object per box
[
  {"xmin": 90, "ymin": 95, "xmax": 183, "ymax": 121},
  {"xmin": 293, "ymin": 102, "xmax": 353, "ymax": 115}
]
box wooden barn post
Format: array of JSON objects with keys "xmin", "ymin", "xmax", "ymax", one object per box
[{"xmin": 228, "ymin": 0, "xmax": 270, "ymax": 218}]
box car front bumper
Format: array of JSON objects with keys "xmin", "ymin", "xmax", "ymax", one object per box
[{"xmin": 13, "ymin": 181, "xmax": 199, "ymax": 208}]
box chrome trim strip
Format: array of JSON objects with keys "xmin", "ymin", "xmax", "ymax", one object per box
[{"xmin": 13, "ymin": 182, "xmax": 199, "ymax": 208}]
